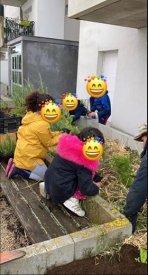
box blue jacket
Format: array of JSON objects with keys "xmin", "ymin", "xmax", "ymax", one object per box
[
  {"xmin": 90, "ymin": 92, "xmax": 111, "ymax": 123},
  {"xmin": 90, "ymin": 92, "xmax": 111, "ymax": 113}
]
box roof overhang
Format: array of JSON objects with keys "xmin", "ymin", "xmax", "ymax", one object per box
[
  {"xmin": 1, "ymin": 0, "xmax": 27, "ymax": 7},
  {"xmin": 68, "ymin": 0, "xmax": 147, "ymax": 29}
]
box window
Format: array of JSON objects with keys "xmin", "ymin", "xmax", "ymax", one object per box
[{"xmin": 11, "ymin": 43, "xmax": 22, "ymax": 87}]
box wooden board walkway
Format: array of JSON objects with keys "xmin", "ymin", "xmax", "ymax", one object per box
[{"xmin": 0, "ymin": 163, "xmax": 92, "ymax": 244}]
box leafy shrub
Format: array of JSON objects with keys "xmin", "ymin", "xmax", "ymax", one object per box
[
  {"xmin": 0, "ymin": 100, "xmax": 8, "ymax": 111},
  {"xmin": 11, "ymin": 84, "xmax": 33, "ymax": 117},
  {"xmin": 11, "ymin": 78, "xmax": 48, "ymax": 117},
  {"xmin": 109, "ymin": 155, "xmax": 134, "ymax": 187},
  {"xmin": 0, "ymin": 133, "xmax": 16, "ymax": 157},
  {"xmin": 51, "ymin": 109, "xmax": 81, "ymax": 134}
]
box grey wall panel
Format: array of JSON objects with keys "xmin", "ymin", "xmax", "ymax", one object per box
[{"xmin": 23, "ymin": 39, "xmax": 78, "ymax": 99}]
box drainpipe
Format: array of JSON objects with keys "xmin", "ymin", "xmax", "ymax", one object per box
[
  {"xmin": 20, "ymin": 6, "xmax": 23, "ymax": 21},
  {"xmin": 0, "ymin": 4, "xmax": 4, "ymax": 48}
]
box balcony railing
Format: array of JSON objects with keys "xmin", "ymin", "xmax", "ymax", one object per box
[{"xmin": 4, "ymin": 18, "xmax": 34, "ymax": 43}]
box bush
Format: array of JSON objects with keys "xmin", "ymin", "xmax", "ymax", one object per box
[
  {"xmin": 109, "ymin": 155, "xmax": 134, "ymax": 187},
  {"xmin": 11, "ymin": 78, "xmax": 48, "ymax": 117},
  {"xmin": 51, "ymin": 109, "xmax": 81, "ymax": 134},
  {"xmin": 0, "ymin": 133, "xmax": 16, "ymax": 158}
]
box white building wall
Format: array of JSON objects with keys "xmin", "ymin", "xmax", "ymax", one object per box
[
  {"xmin": 76, "ymin": 21, "xmax": 147, "ymax": 136},
  {"xmin": 22, "ymin": 0, "xmax": 65, "ymax": 39},
  {"xmin": 0, "ymin": 51, "xmax": 9, "ymax": 95},
  {"xmin": 36, "ymin": 0, "xmax": 65, "ymax": 39},
  {"xmin": 1, "ymin": 58, "xmax": 8, "ymax": 85},
  {"xmin": 64, "ymin": 17, "xmax": 80, "ymax": 41},
  {"xmin": 4, "ymin": 6, "xmax": 20, "ymax": 19},
  {"xmin": 4, "ymin": 1, "xmax": 79, "ymax": 40},
  {"xmin": 22, "ymin": 0, "xmax": 37, "ymax": 28}
]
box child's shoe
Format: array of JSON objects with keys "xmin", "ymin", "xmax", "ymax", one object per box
[
  {"xmin": 63, "ymin": 197, "xmax": 85, "ymax": 217},
  {"xmin": 7, "ymin": 163, "xmax": 17, "ymax": 179},
  {"xmin": 6, "ymin": 158, "xmax": 13, "ymax": 176},
  {"xmin": 39, "ymin": 182, "xmax": 50, "ymax": 200}
]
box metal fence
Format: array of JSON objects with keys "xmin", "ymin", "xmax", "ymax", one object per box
[{"xmin": 4, "ymin": 18, "xmax": 34, "ymax": 43}]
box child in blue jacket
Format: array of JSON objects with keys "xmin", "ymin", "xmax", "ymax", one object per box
[{"xmin": 88, "ymin": 91, "xmax": 111, "ymax": 124}]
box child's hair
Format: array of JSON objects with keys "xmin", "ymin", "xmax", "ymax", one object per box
[
  {"xmin": 78, "ymin": 127, "xmax": 105, "ymax": 144},
  {"xmin": 25, "ymin": 92, "xmax": 54, "ymax": 112}
]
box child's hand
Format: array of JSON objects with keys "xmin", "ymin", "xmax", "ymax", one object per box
[
  {"xmin": 93, "ymin": 181, "xmax": 102, "ymax": 188},
  {"xmin": 87, "ymin": 112, "xmax": 96, "ymax": 118},
  {"xmin": 61, "ymin": 128, "xmax": 70, "ymax": 133}
]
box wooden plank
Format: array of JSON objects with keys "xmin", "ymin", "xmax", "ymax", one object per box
[
  {"xmin": 17, "ymin": 177, "xmax": 91, "ymax": 234},
  {"xmin": 0, "ymin": 162, "xmax": 92, "ymax": 244},
  {"xmin": 13, "ymin": 176, "xmax": 68, "ymax": 237},
  {"xmin": 0, "ymin": 178, "xmax": 49, "ymax": 244},
  {"xmin": 0, "ymin": 164, "xmax": 67, "ymax": 240},
  {"xmin": 0, "ymin": 165, "xmax": 63, "ymax": 243},
  {"xmin": 33, "ymin": 182, "xmax": 92, "ymax": 231}
]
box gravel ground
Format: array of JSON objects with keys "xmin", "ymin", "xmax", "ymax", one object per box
[{"xmin": 0, "ymin": 188, "xmax": 31, "ymax": 252}]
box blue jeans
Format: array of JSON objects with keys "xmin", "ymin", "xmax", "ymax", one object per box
[{"xmin": 14, "ymin": 163, "xmax": 47, "ymax": 181}]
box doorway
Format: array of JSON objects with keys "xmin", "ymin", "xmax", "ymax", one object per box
[{"xmin": 97, "ymin": 50, "xmax": 118, "ymax": 122}]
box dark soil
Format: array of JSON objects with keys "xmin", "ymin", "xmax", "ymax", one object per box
[{"xmin": 45, "ymin": 245, "xmax": 147, "ymax": 275}]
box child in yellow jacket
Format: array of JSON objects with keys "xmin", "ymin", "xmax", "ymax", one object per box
[{"xmin": 6, "ymin": 92, "xmax": 61, "ymax": 181}]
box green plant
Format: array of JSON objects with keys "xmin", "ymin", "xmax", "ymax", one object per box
[
  {"xmin": 83, "ymin": 247, "xmax": 93, "ymax": 258},
  {"xmin": 109, "ymin": 155, "xmax": 134, "ymax": 187},
  {"xmin": 137, "ymin": 205, "xmax": 147, "ymax": 231},
  {"xmin": 0, "ymin": 100, "xmax": 8, "ymax": 111},
  {"xmin": 51, "ymin": 109, "xmax": 81, "ymax": 134},
  {"xmin": 96, "ymin": 237, "xmax": 123, "ymax": 262},
  {"xmin": 0, "ymin": 134, "xmax": 16, "ymax": 157},
  {"xmin": 11, "ymin": 84, "xmax": 33, "ymax": 116},
  {"xmin": 136, "ymin": 248, "xmax": 147, "ymax": 264},
  {"xmin": 19, "ymin": 16, "xmax": 31, "ymax": 27},
  {"xmin": 125, "ymin": 146, "xmax": 140, "ymax": 165},
  {"xmin": 11, "ymin": 79, "xmax": 48, "ymax": 117}
]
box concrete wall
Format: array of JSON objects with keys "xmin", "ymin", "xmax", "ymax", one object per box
[
  {"xmin": 0, "ymin": 58, "xmax": 8, "ymax": 84},
  {"xmin": 21, "ymin": 37, "xmax": 78, "ymax": 98},
  {"xmin": 38, "ymin": 0, "xmax": 65, "ymax": 39},
  {"xmin": 76, "ymin": 21, "xmax": 147, "ymax": 136},
  {"xmin": 4, "ymin": 5, "xmax": 20, "ymax": 19},
  {"xmin": 22, "ymin": 0, "xmax": 79, "ymax": 41},
  {"xmin": 64, "ymin": 17, "xmax": 80, "ymax": 41},
  {"xmin": 68, "ymin": 0, "xmax": 104, "ymax": 17},
  {"xmin": 0, "ymin": 51, "xmax": 9, "ymax": 94}
]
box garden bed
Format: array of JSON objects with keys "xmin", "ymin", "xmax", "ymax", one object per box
[
  {"xmin": 0, "ymin": 188, "xmax": 31, "ymax": 252},
  {"xmin": 0, "ymin": 135, "xmax": 147, "ymax": 275},
  {"xmin": 46, "ymin": 244, "xmax": 147, "ymax": 275},
  {"xmin": 0, "ymin": 139, "xmax": 147, "ymax": 250}
]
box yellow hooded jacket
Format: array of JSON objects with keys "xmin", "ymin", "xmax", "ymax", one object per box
[{"xmin": 14, "ymin": 112, "xmax": 60, "ymax": 170}]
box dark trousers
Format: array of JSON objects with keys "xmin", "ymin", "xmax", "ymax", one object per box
[
  {"xmin": 69, "ymin": 105, "xmax": 87, "ymax": 123},
  {"xmin": 14, "ymin": 168, "xmax": 31, "ymax": 179},
  {"xmin": 98, "ymin": 109, "xmax": 111, "ymax": 124},
  {"xmin": 124, "ymin": 153, "xmax": 147, "ymax": 233}
]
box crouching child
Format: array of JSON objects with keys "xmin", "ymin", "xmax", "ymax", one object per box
[{"xmin": 39, "ymin": 127, "xmax": 104, "ymax": 216}]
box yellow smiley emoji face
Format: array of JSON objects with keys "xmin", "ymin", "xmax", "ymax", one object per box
[
  {"xmin": 62, "ymin": 93, "xmax": 78, "ymax": 111},
  {"xmin": 86, "ymin": 76, "xmax": 107, "ymax": 98},
  {"xmin": 41, "ymin": 101, "xmax": 61, "ymax": 123},
  {"xmin": 83, "ymin": 138, "xmax": 103, "ymax": 160}
]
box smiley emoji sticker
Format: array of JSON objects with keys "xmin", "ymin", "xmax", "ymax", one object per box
[
  {"xmin": 82, "ymin": 137, "xmax": 103, "ymax": 160},
  {"xmin": 41, "ymin": 100, "xmax": 61, "ymax": 123},
  {"xmin": 85, "ymin": 75, "xmax": 107, "ymax": 98},
  {"xmin": 62, "ymin": 93, "xmax": 78, "ymax": 111}
]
